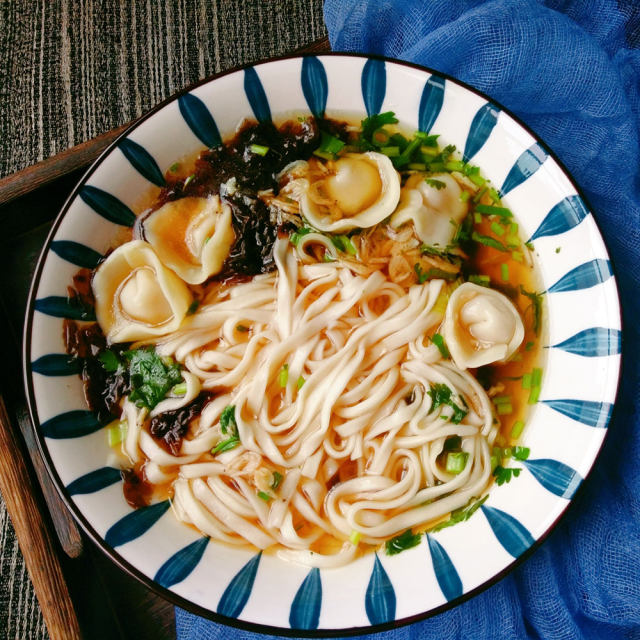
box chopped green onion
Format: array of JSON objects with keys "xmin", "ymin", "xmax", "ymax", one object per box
[
  {"xmin": 296, "ymin": 376, "xmax": 305, "ymax": 390},
  {"xmin": 249, "ymin": 144, "xmax": 269, "ymax": 156},
  {"xmin": 474, "ymin": 212, "xmax": 482, "ymax": 223},
  {"xmin": 417, "ymin": 132, "xmax": 439, "ymax": 146},
  {"xmin": 510, "ymin": 420, "xmax": 525, "ymax": 439},
  {"xmin": 393, "ymin": 135, "xmax": 423, "ymax": 168},
  {"xmin": 425, "ymin": 178, "xmax": 446, "ymax": 190},
  {"xmin": 212, "ymin": 437, "xmax": 240, "ymax": 455},
  {"xmin": 497, "ymin": 403, "xmax": 513, "ymax": 415},
  {"xmin": 525, "ymin": 341, "xmax": 534, "ymax": 351},
  {"xmin": 290, "ymin": 227, "xmax": 314, "ymax": 246},
  {"xmin": 317, "ymin": 132, "xmax": 345, "ymax": 155},
  {"xmin": 491, "ymin": 222, "xmax": 506, "ymax": 236},
  {"xmin": 509, "ymin": 222, "xmax": 519, "ymax": 234},
  {"xmin": 471, "ymin": 232, "xmax": 508, "ymax": 252},
  {"xmin": 421, "ymin": 145, "xmax": 439, "ymax": 157},
  {"xmin": 431, "ymin": 333, "xmax": 450, "ymax": 359},
  {"xmin": 446, "ymin": 451, "xmax": 469, "ymax": 474},
  {"xmin": 555, "ymin": 246, "xmax": 562, "ymax": 254},
  {"xmin": 445, "ymin": 160, "xmax": 465, "ymax": 172},
  {"xmin": 379, "ymin": 146, "xmax": 400, "ymax": 157},
  {"xmin": 506, "ymin": 235, "xmax": 520, "ymax": 248},
  {"xmin": 172, "ymin": 382, "xmax": 187, "ymax": 396},
  {"xmin": 493, "ymin": 395, "xmax": 512, "ymax": 404},
  {"xmin": 528, "ymin": 386, "xmax": 541, "ymax": 404},
  {"xmin": 512, "ymin": 251, "xmax": 524, "ymax": 262},
  {"xmin": 169, "ymin": 162, "xmax": 180, "ymax": 173},
  {"xmin": 313, "ymin": 149, "xmax": 334, "ymax": 161},
  {"xmin": 530, "ymin": 367, "xmax": 542, "ymax": 388},
  {"xmin": 469, "ymin": 173, "xmax": 486, "ymax": 187},
  {"xmin": 371, "ymin": 127, "xmax": 391, "ymax": 146},
  {"xmin": 468, "ymin": 274, "xmax": 490, "ymax": 287},
  {"xmin": 279, "ymin": 364, "xmax": 289, "ymax": 388},
  {"xmin": 488, "ymin": 188, "xmax": 501, "ymax": 202},
  {"xmin": 501, "ymin": 263, "xmax": 510, "ymax": 281},
  {"xmin": 460, "ymin": 190, "xmax": 471, "ymax": 203},
  {"xmin": 521, "ymin": 373, "xmax": 532, "ymax": 389},
  {"xmin": 107, "ymin": 420, "xmax": 127, "ymax": 447},
  {"xmin": 271, "ymin": 471, "xmax": 283, "ymax": 490},
  {"xmin": 183, "ymin": 174, "xmax": 195, "ymax": 188},
  {"xmin": 349, "ymin": 530, "xmax": 361, "ymax": 545},
  {"xmin": 475, "ymin": 204, "xmax": 513, "ymax": 218},
  {"xmin": 408, "ymin": 162, "xmax": 427, "ymax": 170},
  {"xmin": 331, "ymin": 234, "xmax": 357, "ymax": 255},
  {"xmin": 257, "ymin": 491, "xmax": 271, "ymax": 502},
  {"xmin": 512, "ymin": 446, "xmax": 530, "ymax": 461}
]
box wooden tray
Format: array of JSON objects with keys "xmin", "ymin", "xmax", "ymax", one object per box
[{"xmin": 0, "ymin": 36, "xmax": 330, "ymax": 640}]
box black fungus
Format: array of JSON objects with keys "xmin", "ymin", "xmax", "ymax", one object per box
[{"xmin": 149, "ymin": 394, "xmax": 208, "ymax": 455}]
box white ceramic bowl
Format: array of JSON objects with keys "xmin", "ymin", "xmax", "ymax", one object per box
[{"xmin": 24, "ymin": 54, "xmax": 621, "ymax": 635}]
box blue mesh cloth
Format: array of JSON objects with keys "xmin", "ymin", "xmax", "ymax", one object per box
[{"xmin": 176, "ymin": 2, "xmax": 640, "ymax": 637}]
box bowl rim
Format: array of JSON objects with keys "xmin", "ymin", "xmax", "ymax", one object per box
[{"xmin": 22, "ymin": 50, "xmax": 623, "ymax": 637}]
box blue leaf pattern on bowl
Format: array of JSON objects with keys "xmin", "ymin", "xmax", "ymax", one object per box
[
  {"xmin": 41, "ymin": 410, "xmax": 103, "ymax": 439},
  {"xmin": 301, "ymin": 57, "xmax": 328, "ymax": 119},
  {"xmin": 418, "ymin": 75, "xmax": 445, "ymax": 133},
  {"xmin": 34, "ymin": 296, "xmax": 95, "ymax": 321},
  {"xmin": 31, "ymin": 354, "xmax": 81, "ymax": 377},
  {"xmin": 528, "ymin": 195, "xmax": 589, "ymax": 242},
  {"xmin": 50, "ymin": 240, "xmax": 102, "ymax": 269},
  {"xmin": 105, "ymin": 500, "xmax": 171, "ymax": 548},
  {"xmin": 178, "ymin": 93, "xmax": 222, "ymax": 149},
  {"xmin": 551, "ymin": 327, "xmax": 621, "ymax": 357},
  {"xmin": 217, "ymin": 552, "xmax": 261, "ymax": 618},
  {"xmin": 66, "ymin": 466, "xmax": 122, "ymax": 495},
  {"xmin": 361, "ymin": 59, "xmax": 386, "ymax": 116},
  {"xmin": 463, "ymin": 103, "xmax": 499, "ymax": 162},
  {"xmin": 289, "ymin": 567, "xmax": 321, "ymax": 630},
  {"xmin": 118, "ymin": 138, "xmax": 166, "ymax": 187},
  {"xmin": 523, "ymin": 459, "xmax": 582, "ymax": 499},
  {"xmin": 481, "ymin": 505, "xmax": 535, "ymax": 558},
  {"xmin": 154, "ymin": 537, "xmax": 210, "ymax": 589},
  {"xmin": 365, "ymin": 554, "xmax": 396, "ymax": 625},
  {"xmin": 79, "ymin": 185, "xmax": 136, "ymax": 227},
  {"xmin": 500, "ymin": 143, "xmax": 548, "ymax": 196},
  {"xmin": 542, "ymin": 398, "xmax": 612, "ymax": 428},
  {"xmin": 426, "ymin": 535, "xmax": 463, "ymax": 602},
  {"xmin": 547, "ymin": 259, "xmax": 613, "ymax": 293},
  {"xmin": 244, "ymin": 68, "xmax": 271, "ymax": 123}
]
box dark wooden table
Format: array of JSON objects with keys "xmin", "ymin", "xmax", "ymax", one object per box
[{"xmin": 0, "ymin": 33, "xmax": 330, "ymax": 640}]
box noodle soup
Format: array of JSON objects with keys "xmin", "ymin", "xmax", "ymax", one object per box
[{"xmin": 65, "ymin": 112, "xmax": 544, "ymax": 567}]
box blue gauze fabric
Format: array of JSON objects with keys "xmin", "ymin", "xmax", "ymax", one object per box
[{"xmin": 176, "ymin": 1, "xmax": 640, "ymax": 638}]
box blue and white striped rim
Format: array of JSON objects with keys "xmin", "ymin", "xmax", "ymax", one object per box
[{"xmin": 23, "ymin": 53, "xmax": 622, "ymax": 636}]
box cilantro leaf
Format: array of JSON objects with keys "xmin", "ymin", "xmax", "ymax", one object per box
[
  {"xmin": 428, "ymin": 495, "xmax": 488, "ymax": 533},
  {"xmin": 125, "ymin": 348, "xmax": 183, "ymax": 410},
  {"xmin": 427, "ymin": 383, "xmax": 468, "ymax": 424},
  {"xmin": 98, "ymin": 350, "xmax": 122, "ymax": 373},
  {"xmin": 385, "ymin": 529, "xmax": 422, "ymax": 556},
  {"xmin": 520, "ymin": 286, "xmax": 544, "ymax": 336},
  {"xmin": 211, "ymin": 437, "xmax": 240, "ymax": 455}
]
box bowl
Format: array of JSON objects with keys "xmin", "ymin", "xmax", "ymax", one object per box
[{"xmin": 23, "ymin": 54, "xmax": 621, "ymax": 635}]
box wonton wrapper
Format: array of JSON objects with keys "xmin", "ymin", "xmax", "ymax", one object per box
[
  {"xmin": 442, "ymin": 282, "xmax": 525, "ymax": 369},
  {"xmin": 93, "ymin": 240, "xmax": 192, "ymax": 342},
  {"xmin": 143, "ymin": 195, "xmax": 235, "ymax": 284},
  {"xmin": 390, "ymin": 173, "xmax": 468, "ymax": 246},
  {"xmin": 299, "ymin": 152, "xmax": 400, "ymax": 232}
]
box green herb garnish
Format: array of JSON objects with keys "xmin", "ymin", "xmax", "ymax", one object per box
[
  {"xmin": 270, "ymin": 471, "xmax": 283, "ymax": 491},
  {"xmin": 493, "ymin": 465, "xmax": 521, "ymax": 485},
  {"xmin": 520, "ymin": 286, "xmax": 544, "ymax": 336},
  {"xmin": 187, "ymin": 299, "xmax": 200, "ymax": 315},
  {"xmin": 428, "ymin": 495, "xmax": 488, "ymax": 533},
  {"xmin": 446, "ymin": 451, "xmax": 469, "ymax": 474},
  {"xmin": 331, "ymin": 235, "xmax": 357, "ymax": 255},
  {"xmin": 425, "ymin": 178, "xmax": 446, "ymax": 190},
  {"xmin": 475, "ymin": 204, "xmax": 513, "ymax": 219},
  {"xmin": 290, "ymin": 227, "xmax": 314, "ymax": 246},
  {"xmin": 414, "ymin": 264, "xmax": 458, "ymax": 283},
  {"xmin": 220, "ymin": 405, "xmax": 237, "ymax": 436},
  {"xmin": 431, "ymin": 333, "xmax": 450, "ymax": 359},
  {"xmin": 125, "ymin": 348, "xmax": 183, "ymax": 410},
  {"xmin": 98, "ymin": 350, "xmax": 122, "ymax": 373},
  {"xmin": 250, "ymin": 143, "xmax": 270, "ymax": 156},
  {"xmin": 279, "ymin": 364, "xmax": 289, "ymax": 388},
  {"xmin": 471, "ymin": 232, "xmax": 508, "ymax": 252},
  {"xmin": 257, "ymin": 491, "xmax": 272, "ymax": 502},
  {"xmin": 427, "ymin": 383, "xmax": 468, "ymax": 424},
  {"xmin": 385, "ymin": 529, "xmax": 422, "ymax": 556},
  {"xmin": 212, "ymin": 437, "xmax": 240, "ymax": 455}
]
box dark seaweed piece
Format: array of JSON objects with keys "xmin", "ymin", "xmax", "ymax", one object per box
[
  {"xmin": 149, "ymin": 394, "xmax": 208, "ymax": 455},
  {"xmin": 64, "ymin": 320, "xmax": 131, "ymax": 423},
  {"xmin": 121, "ymin": 467, "xmax": 153, "ymax": 508},
  {"xmin": 219, "ymin": 192, "xmax": 279, "ymax": 277}
]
